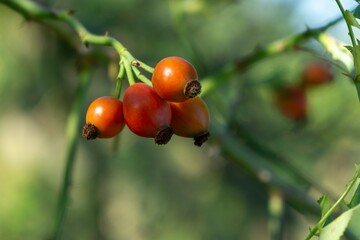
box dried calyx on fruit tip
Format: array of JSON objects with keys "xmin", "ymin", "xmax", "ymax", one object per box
[
  {"xmin": 154, "ymin": 127, "xmax": 174, "ymax": 145},
  {"xmin": 82, "ymin": 123, "xmax": 99, "ymax": 140},
  {"xmin": 184, "ymin": 79, "xmax": 201, "ymax": 98},
  {"xmin": 194, "ymin": 131, "xmax": 210, "ymax": 147}
]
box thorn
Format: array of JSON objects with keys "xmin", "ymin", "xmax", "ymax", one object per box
[{"xmin": 132, "ymin": 60, "xmax": 140, "ymax": 67}]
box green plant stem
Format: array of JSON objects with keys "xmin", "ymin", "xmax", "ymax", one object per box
[
  {"xmin": 114, "ymin": 61, "xmax": 125, "ymax": 99},
  {"xmin": 124, "ymin": 58, "xmax": 135, "ymax": 85},
  {"xmin": 305, "ymin": 166, "xmax": 360, "ymax": 240},
  {"xmin": 1, "ymin": 0, "xmax": 345, "ymax": 93},
  {"xmin": 211, "ymin": 123, "xmax": 358, "ymax": 240},
  {"xmin": 201, "ymin": 15, "xmax": 343, "ymax": 96},
  {"xmin": 334, "ymin": 0, "xmax": 360, "ymax": 101},
  {"xmin": 211, "ymin": 123, "xmax": 320, "ymax": 215},
  {"xmin": 334, "ymin": 0, "xmax": 360, "ymax": 72},
  {"xmin": 1, "ymin": 0, "xmax": 124, "ymax": 52},
  {"xmin": 134, "ymin": 60, "xmax": 155, "ymax": 74},
  {"xmin": 0, "ymin": 0, "xmax": 153, "ymax": 86},
  {"xmin": 52, "ymin": 66, "xmax": 91, "ymax": 240},
  {"xmin": 228, "ymin": 119, "xmax": 335, "ymax": 199},
  {"xmin": 1, "ymin": 1, "xmax": 357, "ymax": 237},
  {"xmin": 131, "ymin": 66, "xmax": 152, "ymax": 86}
]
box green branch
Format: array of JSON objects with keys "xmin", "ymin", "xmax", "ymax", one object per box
[
  {"xmin": 0, "ymin": 0, "xmax": 153, "ymax": 86},
  {"xmin": 211, "ymin": 123, "xmax": 320, "ymax": 216},
  {"xmin": 201, "ymin": 16, "xmax": 344, "ymax": 96},
  {"xmin": 0, "ymin": 1, "xmax": 355, "ymax": 239},
  {"xmin": 305, "ymin": 166, "xmax": 360, "ymax": 240},
  {"xmin": 3, "ymin": 0, "xmax": 126, "ymax": 53},
  {"xmin": 114, "ymin": 61, "xmax": 125, "ymax": 99},
  {"xmin": 334, "ymin": 0, "xmax": 360, "ymax": 73},
  {"xmin": 334, "ymin": 0, "xmax": 360, "ymax": 102},
  {"xmin": 52, "ymin": 65, "xmax": 91, "ymax": 240},
  {"xmin": 0, "ymin": 0, "xmax": 343, "ymax": 96}
]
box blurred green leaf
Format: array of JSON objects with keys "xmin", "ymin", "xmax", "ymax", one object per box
[
  {"xmin": 319, "ymin": 204, "xmax": 360, "ymax": 240},
  {"xmin": 317, "ymin": 195, "xmax": 335, "ymax": 228},
  {"xmin": 349, "ymin": 179, "xmax": 360, "ymax": 208},
  {"xmin": 318, "ymin": 195, "xmax": 331, "ymax": 219}
]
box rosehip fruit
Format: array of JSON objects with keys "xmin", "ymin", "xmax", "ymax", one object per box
[
  {"xmin": 273, "ymin": 86, "xmax": 307, "ymax": 121},
  {"xmin": 170, "ymin": 96, "xmax": 210, "ymax": 146},
  {"xmin": 301, "ymin": 62, "xmax": 333, "ymax": 87},
  {"xmin": 123, "ymin": 83, "xmax": 173, "ymax": 144},
  {"xmin": 82, "ymin": 96, "xmax": 125, "ymax": 140},
  {"xmin": 152, "ymin": 56, "xmax": 201, "ymax": 102}
]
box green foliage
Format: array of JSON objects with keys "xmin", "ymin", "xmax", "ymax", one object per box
[
  {"xmin": 306, "ymin": 166, "xmax": 360, "ymax": 239},
  {"xmin": 349, "ymin": 179, "xmax": 360, "ymax": 208},
  {"xmin": 2, "ymin": 0, "xmax": 360, "ymax": 239},
  {"xmin": 319, "ymin": 205, "xmax": 360, "ymax": 240},
  {"xmin": 318, "ymin": 195, "xmax": 331, "ymax": 223},
  {"xmin": 345, "ymin": 10, "xmax": 360, "ymax": 28}
]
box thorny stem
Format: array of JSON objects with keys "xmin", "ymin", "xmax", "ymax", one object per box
[
  {"xmin": 114, "ymin": 61, "xmax": 125, "ymax": 99},
  {"xmin": 334, "ymin": 0, "xmax": 360, "ymax": 72},
  {"xmin": 2, "ymin": 0, "xmax": 344, "ymax": 97},
  {"xmin": 134, "ymin": 60, "xmax": 155, "ymax": 74},
  {"xmin": 131, "ymin": 66, "xmax": 153, "ymax": 86},
  {"xmin": 200, "ymin": 15, "xmax": 344, "ymax": 96},
  {"xmin": 334, "ymin": 0, "xmax": 360, "ymax": 101},
  {"xmin": 0, "ymin": 0, "xmax": 153, "ymax": 85},
  {"xmin": 305, "ymin": 166, "xmax": 360, "ymax": 240},
  {"xmin": 0, "ymin": 0, "xmax": 152, "ymax": 238},
  {"xmin": 0, "ymin": 0, "xmax": 356, "ymax": 239},
  {"xmin": 124, "ymin": 58, "xmax": 136, "ymax": 85}
]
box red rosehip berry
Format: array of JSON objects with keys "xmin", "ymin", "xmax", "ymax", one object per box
[
  {"xmin": 301, "ymin": 62, "xmax": 333, "ymax": 87},
  {"xmin": 273, "ymin": 86, "xmax": 307, "ymax": 121},
  {"xmin": 170, "ymin": 96, "xmax": 210, "ymax": 146},
  {"xmin": 152, "ymin": 56, "xmax": 201, "ymax": 102},
  {"xmin": 123, "ymin": 83, "xmax": 173, "ymax": 144},
  {"xmin": 82, "ymin": 96, "xmax": 125, "ymax": 140}
]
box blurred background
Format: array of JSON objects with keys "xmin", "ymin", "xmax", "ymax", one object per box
[{"xmin": 0, "ymin": 0, "xmax": 360, "ymax": 239}]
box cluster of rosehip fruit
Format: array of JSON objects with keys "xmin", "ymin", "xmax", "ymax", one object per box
[
  {"xmin": 82, "ymin": 56, "xmax": 210, "ymax": 146},
  {"xmin": 273, "ymin": 61, "xmax": 333, "ymax": 121}
]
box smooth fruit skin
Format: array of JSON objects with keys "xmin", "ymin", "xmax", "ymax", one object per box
[
  {"xmin": 152, "ymin": 56, "xmax": 199, "ymax": 102},
  {"xmin": 85, "ymin": 96, "xmax": 125, "ymax": 138},
  {"xmin": 170, "ymin": 96, "xmax": 209, "ymax": 138},
  {"xmin": 302, "ymin": 62, "xmax": 333, "ymax": 87},
  {"xmin": 273, "ymin": 86, "xmax": 307, "ymax": 121},
  {"xmin": 123, "ymin": 83, "xmax": 172, "ymax": 140}
]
